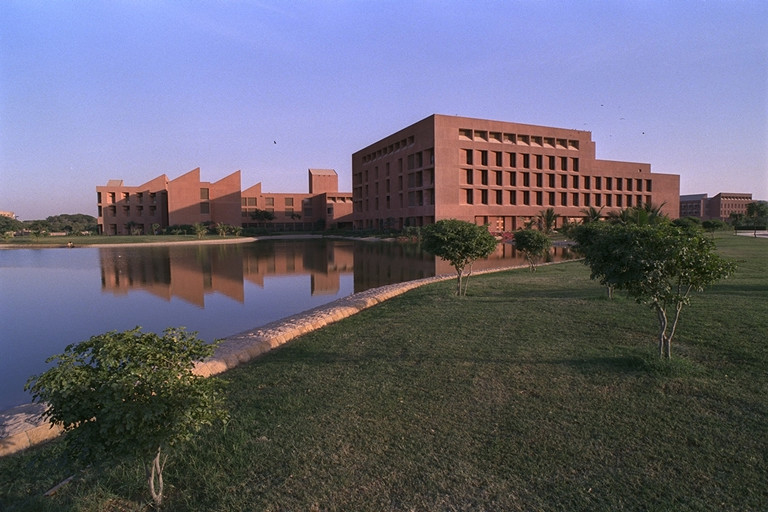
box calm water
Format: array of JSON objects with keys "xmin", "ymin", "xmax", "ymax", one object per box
[{"xmin": 0, "ymin": 238, "xmax": 573, "ymax": 409}]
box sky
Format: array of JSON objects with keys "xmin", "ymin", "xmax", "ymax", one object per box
[{"xmin": 1, "ymin": 0, "xmax": 766, "ymax": 220}]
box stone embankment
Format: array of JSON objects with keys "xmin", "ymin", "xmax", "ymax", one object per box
[{"xmin": 0, "ymin": 261, "xmax": 546, "ymax": 457}]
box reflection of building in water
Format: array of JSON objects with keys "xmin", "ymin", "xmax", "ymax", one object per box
[
  {"xmin": 100, "ymin": 245, "xmax": 245, "ymax": 307},
  {"xmin": 241, "ymin": 240, "xmax": 354, "ymax": 295},
  {"xmin": 99, "ymin": 241, "xmax": 357, "ymax": 304}
]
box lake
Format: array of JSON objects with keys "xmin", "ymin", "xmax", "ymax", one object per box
[{"xmin": 0, "ymin": 238, "xmax": 574, "ymax": 410}]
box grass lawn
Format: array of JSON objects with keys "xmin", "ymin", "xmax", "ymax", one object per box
[{"xmin": 1, "ymin": 234, "xmax": 766, "ymax": 511}]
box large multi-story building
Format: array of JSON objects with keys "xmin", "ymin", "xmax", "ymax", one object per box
[
  {"xmin": 97, "ymin": 168, "xmax": 352, "ymax": 235},
  {"xmin": 352, "ymin": 114, "xmax": 680, "ymax": 231},
  {"xmin": 679, "ymin": 192, "xmax": 753, "ymax": 221}
]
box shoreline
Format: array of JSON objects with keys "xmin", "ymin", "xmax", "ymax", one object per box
[{"xmin": 0, "ymin": 259, "xmax": 563, "ymax": 457}]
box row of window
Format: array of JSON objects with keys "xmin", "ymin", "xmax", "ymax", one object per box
[
  {"xmin": 464, "ymin": 170, "xmax": 652, "ymax": 192},
  {"xmin": 458, "ymin": 128, "xmax": 580, "ymax": 150},
  {"xmin": 99, "ymin": 205, "xmax": 160, "ymax": 217},
  {"xmin": 462, "ymin": 189, "xmax": 652, "ymax": 208},
  {"xmin": 465, "ymin": 149, "xmax": 580, "ymax": 171},
  {"xmin": 355, "ymin": 150, "xmax": 436, "ymax": 185},
  {"xmin": 355, "ymin": 189, "xmax": 437, "ymax": 212},
  {"xmin": 360, "ymin": 135, "xmax": 416, "ymax": 163},
  {"xmin": 97, "ymin": 191, "xmax": 161, "ymax": 204}
]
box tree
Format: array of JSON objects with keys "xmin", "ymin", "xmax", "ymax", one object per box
[
  {"xmin": 745, "ymin": 201, "xmax": 768, "ymax": 236},
  {"xmin": 581, "ymin": 206, "xmax": 604, "ymax": 224},
  {"xmin": 193, "ymin": 222, "xmax": 209, "ymax": 239},
  {"xmin": 572, "ymin": 223, "xmax": 735, "ymax": 358},
  {"xmin": 606, "ymin": 203, "xmax": 668, "ymax": 226},
  {"xmin": 512, "ymin": 228, "xmax": 551, "ymax": 272},
  {"xmin": 422, "ymin": 219, "xmax": 497, "ymax": 296},
  {"xmin": 537, "ymin": 208, "xmax": 559, "ymax": 235},
  {"xmin": 26, "ymin": 327, "xmax": 228, "ymax": 509},
  {"xmin": 250, "ymin": 209, "xmax": 276, "ymax": 222}
]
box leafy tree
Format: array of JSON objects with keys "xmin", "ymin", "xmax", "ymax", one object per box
[
  {"xmin": 250, "ymin": 209, "xmax": 276, "ymax": 222},
  {"xmin": 537, "ymin": 208, "xmax": 559, "ymax": 234},
  {"xmin": 0, "ymin": 215, "xmax": 23, "ymax": 236},
  {"xmin": 44, "ymin": 214, "xmax": 97, "ymax": 234},
  {"xmin": 512, "ymin": 228, "xmax": 551, "ymax": 272},
  {"xmin": 702, "ymin": 219, "xmax": 728, "ymax": 236},
  {"xmin": 27, "ymin": 220, "xmax": 50, "ymax": 238},
  {"xmin": 422, "ymin": 219, "xmax": 497, "ymax": 296},
  {"xmin": 607, "ymin": 203, "xmax": 668, "ymax": 226},
  {"xmin": 745, "ymin": 201, "xmax": 768, "ymax": 236},
  {"xmin": 25, "ymin": 327, "xmax": 228, "ymax": 509},
  {"xmin": 572, "ymin": 223, "xmax": 735, "ymax": 358}
]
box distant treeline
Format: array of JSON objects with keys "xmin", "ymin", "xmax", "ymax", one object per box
[{"xmin": 1, "ymin": 213, "xmax": 98, "ymax": 235}]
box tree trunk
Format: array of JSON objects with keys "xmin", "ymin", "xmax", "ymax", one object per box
[
  {"xmin": 656, "ymin": 306, "xmax": 669, "ymax": 359},
  {"xmin": 147, "ymin": 445, "xmax": 166, "ymax": 509}
]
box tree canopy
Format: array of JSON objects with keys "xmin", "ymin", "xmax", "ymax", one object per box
[
  {"xmin": 26, "ymin": 327, "xmax": 228, "ymax": 508},
  {"xmin": 572, "ymin": 222, "xmax": 735, "ymax": 358},
  {"xmin": 422, "ymin": 219, "xmax": 497, "ymax": 296},
  {"xmin": 512, "ymin": 229, "xmax": 551, "ymax": 272}
]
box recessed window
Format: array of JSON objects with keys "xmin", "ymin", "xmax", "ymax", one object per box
[{"xmin": 200, "ymin": 188, "xmax": 209, "ymax": 200}]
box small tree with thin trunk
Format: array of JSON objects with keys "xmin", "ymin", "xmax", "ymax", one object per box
[
  {"xmin": 422, "ymin": 219, "xmax": 497, "ymax": 296},
  {"xmin": 512, "ymin": 228, "xmax": 551, "ymax": 272},
  {"xmin": 26, "ymin": 327, "xmax": 228, "ymax": 509},
  {"xmin": 573, "ymin": 223, "xmax": 735, "ymax": 358}
]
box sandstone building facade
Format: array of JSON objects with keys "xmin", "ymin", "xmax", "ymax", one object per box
[
  {"xmin": 97, "ymin": 168, "xmax": 352, "ymax": 235},
  {"xmin": 679, "ymin": 192, "xmax": 753, "ymax": 221},
  {"xmin": 352, "ymin": 114, "xmax": 680, "ymax": 231}
]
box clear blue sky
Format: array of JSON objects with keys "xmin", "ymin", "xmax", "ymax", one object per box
[{"xmin": 1, "ymin": 0, "xmax": 766, "ymax": 220}]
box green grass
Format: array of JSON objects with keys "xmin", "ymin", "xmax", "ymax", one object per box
[{"xmin": 1, "ymin": 234, "xmax": 766, "ymax": 511}]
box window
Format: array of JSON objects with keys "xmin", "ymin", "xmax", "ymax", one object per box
[
  {"xmin": 495, "ymin": 151, "xmax": 503, "ymax": 167},
  {"xmin": 535, "ymin": 155, "xmax": 543, "ymax": 169},
  {"xmin": 584, "ymin": 176, "xmax": 591, "ymax": 190},
  {"xmin": 626, "ymin": 179, "xmax": 633, "ymax": 191},
  {"xmin": 595, "ymin": 177, "xmax": 602, "ymax": 190},
  {"xmin": 548, "ymin": 174, "xmax": 555, "ymax": 188},
  {"xmin": 464, "ymin": 149, "xmax": 473, "ymax": 165},
  {"xmin": 560, "ymin": 192, "xmax": 568, "ymax": 206},
  {"xmin": 495, "ymin": 171, "xmax": 503, "ymax": 186},
  {"xmin": 200, "ymin": 202, "xmax": 210, "ymax": 214},
  {"xmin": 523, "ymin": 172, "xmax": 530, "ymax": 187},
  {"xmin": 548, "ymin": 192, "xmax": 555, "ymax": 205},
  {"xmin": 522, "ymin": 154, "xmax": 530, "ymax": 168},
  {"xmin": 523, "ymin": 191, "xmax": 530, "ymax": 205},
  {"xmin": 481, "ymin": 170, "xmax": 488, "ymax": 185},
  {"xmin": 200, "ymin": 188, "xmax": 209, "ymax": 200},
  {"xmin": 509, "ymin": 171, "xmax": 517, "ymax": 186},
  {"xmin": 285, "ymin": 197, "xmax": 294, "ymax": 206},
  {"xmin": 572, "ymin": 158, "xmax": 579, "ymax": 172},
  {"xmin": 560, "ymin": 157, "xmax": 568, "ymax": 171},
  {"xmin": 536, "ymin": 191, "xmax": 543, "ymax": 205},
  {"xmin": 572, "ymin": 193, "xmax": 580, "ymax": 206},
  {"xmin": 636, "ymin": 179, "xmax": 643, "ymax": 192},
  {"xmin": 509, "ymin": 190, "xmax": 517, "ymax": 205},
  {"xmin": 122, "ymin": 192, "xmax": 130, "ymax": 201},
  {"xmin": 108, "ymin": 192, "xmax": 116, "ymax": 203},
  {"xmin": 606, "ymin": 177, "xmax": 613, "ymax": 190},
  {"xmin": 481, "ymin": 189, "xmax": 488, "ymax": 205},
  {"xmin": 548, "ymin": 156, "xmax": 556, "ymax": 170},
  {"xmin": 465, "ymin": 169, "xmax": 473, "ymax": 184},
  {"xmin": 509, "ymin": 152, "xmax": 517, "ymax": 167},
  {"xmin": 266, "ymin": 197, "xmax": 275, "ymax": 206},
  {"xmin": 645, "ymin": 179, "xmax": 652, "ymax": 192},
  {"xmin": 480, "ymin": 150, "xmax": 488, "ymax": 166},
  {"xmin": 561, "ymin": 175, "xmax": 568, "ymax": 188},
  {"xmin": 465, "ymin": 189, "xmax": 474, "ymax": 204},
  {"xmin": 572, "ymin": 176, "xmax": 579, "ymax": 188},
  {"xmin": 495, "ymin": 190, "xmax": 503, "ymax": 204},
  {"xmin": 536, "ymin": 173, "xmax": 543, "ymax": 187}
]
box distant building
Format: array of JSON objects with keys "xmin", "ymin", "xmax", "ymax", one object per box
[
  {"xmin": 97, "ymin": 168, "xmax": 352, "ymax": 235},
  {"xmin": 679, "ymin": 192, "xmax": 753, "ymax": 221},
  {"xmin": 352, "ymin": 114, "xmax": 680, "ymax": 231},
  {"xmin": 0, "ymin": 211, "xmax": 16, "ymax": 219}
]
